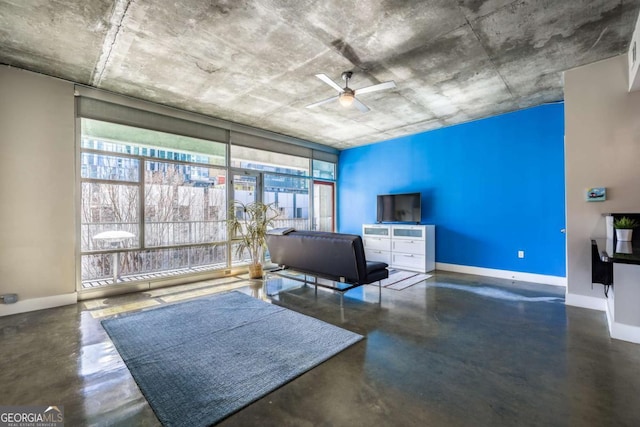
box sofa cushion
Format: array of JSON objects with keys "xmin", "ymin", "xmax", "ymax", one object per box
[{"xmin": 366, "ymin": 261, "xmax": 389, "ymax": 282}]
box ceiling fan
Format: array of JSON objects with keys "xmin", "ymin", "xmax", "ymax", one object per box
[{"xmin": 305, "ymin": 71, "xmax": 396, "ymax": 113}]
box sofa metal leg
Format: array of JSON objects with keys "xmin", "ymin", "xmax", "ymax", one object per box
[{"xmin": 378, "ymin": 280, "xmax": 382, "ymax": 304}]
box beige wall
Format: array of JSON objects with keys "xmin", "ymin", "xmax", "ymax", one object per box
[
  {"xmin": 565, "ymin": 54, "xmax": 640, "ymax": 303},
  {"xmin": 0, "ymin": 67, "xmax": 76, "ymax": 304}
]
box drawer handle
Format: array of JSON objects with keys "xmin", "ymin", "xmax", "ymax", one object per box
[{"xmin": 405, "ymin": 254, "xmax": 414, "ymax": 257}]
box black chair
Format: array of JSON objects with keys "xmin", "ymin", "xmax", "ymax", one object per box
[{"xmin": 591, "ymin": 239, "xmax": 613, "ymax": 297}]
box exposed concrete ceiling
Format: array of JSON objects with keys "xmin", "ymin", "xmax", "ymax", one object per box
[{"xmin": 1, "ymin": 1, "xmax": 639, "ymax": 149}]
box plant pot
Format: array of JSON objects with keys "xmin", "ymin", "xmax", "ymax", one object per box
[
  {"xmin": 248, "ymin": 263, "xmax": 263, "ymax": 279},
  {"xmin": 616, "ymin": 229, "xmax": 633, "ymax": 242}
]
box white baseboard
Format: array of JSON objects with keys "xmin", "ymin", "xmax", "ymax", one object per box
[
  {"xmin": 603, "ymin": 288, "xmax": 640, "ymax": 344},
  {"xmin": 436, "ymin": 263, "xmax": 567, "ymax": 287},
  {"xmin": 565, "ymin": 292, "xmax": 607, "ymax": 311},
  {"xmin": 606, "ymin": 290, "xmax": 615, "ymax": 328},
  {"xmin": 609, "ymin": 320, "xmax": 640, "ymax": 344},
  {"xmin": 566, "ymin": 291, "xmax": 640, "ymax": 343},
  {"xmin": 0, "ymin": 293, "xmax": 77, "ymax": 317}
]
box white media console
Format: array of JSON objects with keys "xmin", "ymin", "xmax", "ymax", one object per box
[{"xmin": 362, "ymin": 224, "xmax": 435, "ymax": 273}]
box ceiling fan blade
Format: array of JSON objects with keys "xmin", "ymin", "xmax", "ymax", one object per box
[
  {"xmin": 306, "ymin": 95, "xmax": 339, "ymax": 109},
  {"xmin": 354, "ymin": 80, "xmax": 397, "ymax": 95},
  {"xmin": 315, "ymin": 74, "xmax": 344, "ymax": 93},
  {"xmin": 353, "ymin": 97, "xmax": 370, "ymax": 113}
]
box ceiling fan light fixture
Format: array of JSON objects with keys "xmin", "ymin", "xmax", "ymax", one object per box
[
  {"xmin": 307, "ymin": 72, "xmax": 394, "ymax": 112},
  {"xmin": 339, "ymin": 91, "xmax": 355, "ymax": 107}
]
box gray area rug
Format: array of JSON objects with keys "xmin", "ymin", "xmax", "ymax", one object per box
[{"xmin": 101, "ymin": 291, "xmax": 363, "ymax": 426}]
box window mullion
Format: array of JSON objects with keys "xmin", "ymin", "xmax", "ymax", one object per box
[{"xmin": 139, "ymin": 158, "xmax": 145, "ymax": 250}]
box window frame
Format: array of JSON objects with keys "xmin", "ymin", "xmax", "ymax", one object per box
[{"xmin": 76, "ymin": 92, "xmax": 338, "ymax": 293}]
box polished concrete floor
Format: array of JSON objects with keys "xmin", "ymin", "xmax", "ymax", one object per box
[{"xmin": 1, "ymin": 271, "xmax": 639, "ymax": 426}]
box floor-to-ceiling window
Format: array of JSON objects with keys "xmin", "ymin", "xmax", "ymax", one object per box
[
  {"xmin": 230, "ymin": 145, "xmax": 311, "ymax": 231},
  {"xmin": 77, "ymin": 92, "xmax": 338, "ymax": 292},
  {"xmin": 80, "ymin": 118, "xmax": 227, "ymax": 288}
]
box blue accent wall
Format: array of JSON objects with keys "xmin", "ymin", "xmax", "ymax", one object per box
[{"xmin": 337, "ymin": 104, "xmax": 566, "ymax": 277}]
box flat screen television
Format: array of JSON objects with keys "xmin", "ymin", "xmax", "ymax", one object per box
[{"xmin": 376, "ymin": 192, "xmax": 421, "ymax": 223}]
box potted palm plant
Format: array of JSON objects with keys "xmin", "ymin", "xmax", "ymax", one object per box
[
  {"xmin": 228, "ymin": 200, "xmax": 280, "ymax": 279},
  {"xmin": 614, "ymin": 216, "xmax": 638, "ymax": 242}
]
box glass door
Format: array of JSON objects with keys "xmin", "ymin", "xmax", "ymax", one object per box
[
  {"xmin": 229, "ymin": 171, "xmax": 261, "ymax": 266},
  {"xmin": 313, "ymin": 181, "xmax": 335, "ymax": 232},
  {"xmin": 264, "ymin": 174, "xmax": 310, "ymax": 231},
  {"xmin": 230, "ymin": 170, "xmax": 260, "ymax": 208}
]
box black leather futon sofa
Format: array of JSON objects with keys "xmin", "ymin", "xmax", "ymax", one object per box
[{"xmin": 265, "ymin": 229, "xmax": 389, "ymax": 301}]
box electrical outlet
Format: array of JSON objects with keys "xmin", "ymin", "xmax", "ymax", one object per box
[
  {"xmin": 0, "ymin": 293, "xmax": 18, "ymax": 304},
  {"xmin": 518, "ymin": 250, "xmax": 525, "ymax": 259}
]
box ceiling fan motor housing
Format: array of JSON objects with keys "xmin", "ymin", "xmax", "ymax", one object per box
[{"xmin": 339, "ymin": 88, "xmax": 355, "ymax": 106}]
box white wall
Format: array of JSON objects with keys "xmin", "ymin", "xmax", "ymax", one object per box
[
  {"xmin": 0, "ymin": 66, "xmax": 77, "ymax": 314},
  {"xmin": 565, "ymin": 54, "xmax": 640, "ymax": 307}
]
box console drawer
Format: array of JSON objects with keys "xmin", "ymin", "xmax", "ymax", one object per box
[
  {"xmin": 392, "ymin": 252, "xmax": 425, "ymax": 271},
  {"xmin": 392, "ymin": 239, "xmax": 425, "ymax": 255},
  {"xmin": 364, "ymin": 237, "xmax": 391, "ymax": 252},
  {"xmin": 392, "ymin": 225, "xmax": 425, "ymax": 240},
  {"xmin": 366, "ymin": 249, "xmax": 391, "ymax": 264}
]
